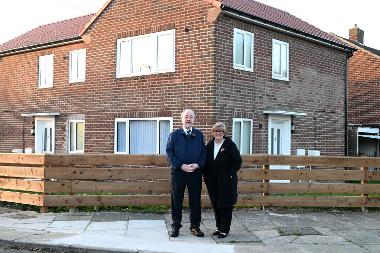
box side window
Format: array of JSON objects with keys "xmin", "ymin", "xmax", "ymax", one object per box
[
  {"xmin": 115, "ymin": 118, "xmax": 172, "ymax": 154},
  {"xmin": 116, "ymin": 30, "xmax": 175, "ymax": 77},
  {"xmin": 69, "ymin": 120, "xmax": 85, "ymax": 153},
  {"xmin": 272, "ymin": 39, "xmax": 289, "ymax": 81},
  {"xmin": 38, "ymin": 54, "xmax": 54, "ymax": 88},
  {"xmin": 232, "ymin": 118, "xmax": 253, "ymax": 154},
  {"xmin": 69, "ymin": 49, "xmax": 86, "ymax": 83},
  {"xmin": 233, "ymin": 28, "xmax": 254, "ymax": 71}
]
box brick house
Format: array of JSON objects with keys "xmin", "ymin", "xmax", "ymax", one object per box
[
  {"xmin": 0, "ymin": 0, "xmax": 353, "ymax": 157},
  {"xmin": 335, "ymin": 25, "xmax": 380, "ymax": 157}
]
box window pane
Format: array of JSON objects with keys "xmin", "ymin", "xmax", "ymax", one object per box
[
  {"xmin": 272, "ymin": 42, "xmax": 281, "ymax": 75},
  {"xmin": 244, "ymin": 34, "xmax": 252, "ymax": 68},
  {"xmin": 129, "ymin": 120, "xmax": 156, "ymax": 154},
  {"xmin": 159, "ymin": 120, "xmax": 170, "ymax": 154},
  {"xmin": 46, "ymin": 55, "xmax": 53, "ymax": 86},
  {"xmin": 234, "ymin": 33, "xmax": 244, "ymax": 66},
  {"xmin": 117, "ymin": 122, "xmax": 127, "ymax": 152},
  {"xmin": 70, "ymin": 52, "xmax": 78, "ymax": 82},
  {"xmin": 233, "ymin": 121, "xmax": 241, "ymax": 152},
  {"xmin": 281, "ymin": 44, "xmax": 288, "ymax": 77},
  {"xmin": 76, "ymin": 122, "xmax": 84, "ymax": 151},
  {"xmin": 132, "ymin": 36, "xmax": 154, "ymax": 74},
  {"xmin": 242, "ymin": 121, "xmax": 251, "ymax": 154},
  {"xmin": 118, "ymin": 40, "xmax": 131, "ymax": 76},
  {"xmin": 271, "ymin": 128, "xmax": 274, "ymax": 155},
  {"xmin": 77, "ymin": 51, "xmax": 86, "ymax": 81},
  {"xmin": 70, "ymin": 122, "xmax": 75, "ymax": 151},
  {"xmin": 157, "ymin": 33, "xmax": 174, "ymax": 71}
]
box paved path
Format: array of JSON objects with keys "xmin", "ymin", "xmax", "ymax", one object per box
[{"xmin": 0, "ymin": 207, "xmax": 379, "ymax": 253}]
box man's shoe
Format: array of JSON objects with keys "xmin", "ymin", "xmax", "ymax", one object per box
[
  {"xmin": 171, "ymin": 227, "xmax": 180, "ymax": 237},
  {"xmin": 218, "ymin": 232, "xmax": 228, "ymax": 238},
  {"xmin": 212, "ymin": 229, "xmax": 220, "ymax": 236},
  {"xmin": 190, "ymin": 227, "xmax": 205, "ymax": 237}
]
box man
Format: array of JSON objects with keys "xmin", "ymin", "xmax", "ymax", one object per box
[{"xmin": 166, "ymin": 109, "xmax": 207, "ymax": 237}]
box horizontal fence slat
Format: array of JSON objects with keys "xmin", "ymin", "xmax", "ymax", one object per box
[
  {"xmin": 367, "ymin": 197, "xmax": 380, "ymax": 207},
  {"xmin": 45, "ymin": 180, "xmax": 171, "ymax": 194},
  {"xmin": 43, "ymin": 194, "xmax": 212, "ymax": 207},
  {"xmin": 0, "ymin": 166, "xmax": 44, "ymax": 179},
  {"xmin": 237, "ymin": 195, "xmax": 367, "ymax": 207},
  {"xmin": 0, "ymin": 178, "xmax": 44, "ymax": 192},
  {"xmin": 368, "ymin": 171, "xmax": 380, "ymax": 181},
  {"xmin": 238, "ymin": 182, "xmax": 380, "ymax": 194},
  {"xmin": 44, "ymin": 167, "xmax": 170, "ymax": 180},
  {"xmin": 239, "ymin": 169, "xmax": 365, "ymax": 181},
  {"xmin": 0, "ymin": 190, "xmax": 43, "ymax": 206},
  {"xmin": 0, "ymin": 153, "xmax": 45, "ymax": 165},
  {"xmin": 44, "ymin": 154, "xmax": 169, "ymax": 166},
  {"xmin": 242, "ymin": 155, "xmax": 380, "ymax": 167}
]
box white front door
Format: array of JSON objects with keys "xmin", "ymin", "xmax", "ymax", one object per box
[
  {"xmin": 268, "ymin": 115, "xmax": 291, "ymax": 171},
  {"xmin": 35, "ymin": 118, "xmax": 55, "ymax": 154}
]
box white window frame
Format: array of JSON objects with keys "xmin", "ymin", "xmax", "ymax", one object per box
[
  {"xmin": 272, "ymin": 39, "xmax": 289, "ymax": 81},
  {"xmin": 114, "ymin": 117, "xmax": 173, "ymax": 154},
  {"xmin": 116, "ymin": 29, "xmax": 175, "ymax": 78},
  {"xmin": 232, "ymin": 118, "xmax": 253, "ymax": 154},
  {"xmin": 233, "ymin": 28, "xmax": 254, "ymax": 72},
  {"xmin": 38, "ymin": 54, "xmax": 54, "ymax": 88},
  {"xmin": 68, "ymin": 120, "xmax": 85, "ymax": 154},
  {"xmin": 69, "ymin": 49, "xmax": 86, "ymax": 83}
]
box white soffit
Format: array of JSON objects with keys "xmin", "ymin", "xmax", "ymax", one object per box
[
  {"xmin": 21, "ymin": 112, "xmax": 60, "ymax": 117},
  {"xmin": 263, "ymin": 110, "xmax": 306, "ymax": 116}
]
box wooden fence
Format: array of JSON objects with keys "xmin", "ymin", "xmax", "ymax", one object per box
[{"xmin": 0, "ymin": 153, "xmax": 379, "ymax": 212}]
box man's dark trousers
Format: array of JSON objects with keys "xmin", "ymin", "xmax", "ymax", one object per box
[{"xmin": 171, "ymin": 169, "xmax": 202, "ymax": 229}]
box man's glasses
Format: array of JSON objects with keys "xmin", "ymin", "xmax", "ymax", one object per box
[{"xmin": 212, "ymin": 130, "xmax": 223, "ymax": 133}]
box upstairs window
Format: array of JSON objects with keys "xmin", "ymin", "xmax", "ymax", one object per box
[
  {"xmin": 69, "ymin": 49, "xmax": 86, "ymax": 83},
  {"xmin": 38, "ymin": 54, "xmax": 54, "ymax": 88},
  {"xmin": 116, "ymin": 30, "xmax": 175, "ymax": 77},
  {"xmin": 272, "ymin": 39, "xmax": 289, "ymax": 81},
  {"xmin": 233, "ymin": 28, "xmax": 254, "ymax": 71},
  {"xmin": 115, "ymin": 118, "xmax": 172, "ymax": 154},
  {"xmin": 232, "ymin": 118, "xmax": 253, "ymax": 154}
]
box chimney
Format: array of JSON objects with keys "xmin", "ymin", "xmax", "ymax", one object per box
[{"xmin": 349, "ymin": 24, "xmax": 364, "ymax": 44}]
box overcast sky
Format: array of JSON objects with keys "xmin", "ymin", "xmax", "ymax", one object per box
[{"xmin": 0, "ymin": 0, "xmax": 379, "ymax": 49}]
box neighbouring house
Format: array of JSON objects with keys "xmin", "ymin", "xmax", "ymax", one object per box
[
  {"xmin": 335, "ymin": 25, "xmax": 380, "ymax": 157},
  {"xmin": 0, "ymin": 0, "xmax": 353, "ymax": 157}
]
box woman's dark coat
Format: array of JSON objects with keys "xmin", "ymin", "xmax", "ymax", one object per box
[{"xmin": 204, "ymin": 137, "xmax": 242, "ymax": 209}]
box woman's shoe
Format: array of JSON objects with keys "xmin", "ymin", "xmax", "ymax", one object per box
[
  {"xmin": 218, "ymin": 232, "xmax": 227, "ymax": 238},
  {"xmin": 212, "ymin": 229, "xmax": 220, "ymax": 236}
]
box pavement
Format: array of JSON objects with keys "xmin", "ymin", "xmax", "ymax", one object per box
[{"xmin": 0, "ymin": 206, "xmax": 379, "ymax": 253}]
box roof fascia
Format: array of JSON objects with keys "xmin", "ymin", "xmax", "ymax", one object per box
[
  {"xmin": 0, "ymin": 38, "xmax": 83, "ymax": 57},
  {"xmin": 333, "ymin": 36, "xmax": 380, "ymax": 60}
]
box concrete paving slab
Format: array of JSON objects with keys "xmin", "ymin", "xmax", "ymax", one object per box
[
  {"xmin": 292, "ymin": 235, "xmax": 349, "ymax": 245},
  {"xmin": 92, "ymin": 211, "xmax": 130, "ymax": 221},
  {"xmin": 54, "ymin": 212, "xmax": 94, "ymax": 221},
  {"xmin": 294, "ymin": 244, "xmax": 369, "ymax": 253},
  {"xmin": 337, "ymin": 229, "xmax": 380, "ymax": 245},
  {"xmin": 85, "ymin": 221, "xmax": 128, "ymax": 230}
]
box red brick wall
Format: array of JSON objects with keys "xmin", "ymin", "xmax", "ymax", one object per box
[
  {"xmin": 213, "ymin": 16, "xmax": 347, "ymax": 155},
  {"xmin": 0, "ymin": 0, "xmax": 348, "ymax": 155},
  {"xmin": 348, "ymin": 49, "xmax": 380, "ymax": 126},
  {"xmin": 0, "ymin": 0, "xmax": 216, "ymax": 153}
]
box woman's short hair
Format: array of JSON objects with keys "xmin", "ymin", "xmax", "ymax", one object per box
[{"xmin": 211, "ymin": 122, "xmax": 227, "ymax": 134}]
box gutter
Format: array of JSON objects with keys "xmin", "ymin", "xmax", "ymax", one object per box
[
  {"xmin": 221, "ymin": 8, "xmax": 353, "ymax": 53},
  {"xmin": 0, "ymin": 37, "xmax": 83, "ymax": 57}
]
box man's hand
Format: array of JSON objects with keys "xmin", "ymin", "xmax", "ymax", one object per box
[{"xmin": 181, "ymin": 164, "xmax": 198, "ymax": 173}]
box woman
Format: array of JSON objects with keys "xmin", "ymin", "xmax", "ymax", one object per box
[{"xmin": 204, "ymin": 122, "xmax": 242, "ymax": 238}]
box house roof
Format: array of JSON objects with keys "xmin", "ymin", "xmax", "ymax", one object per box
[
  {"xmin": 0, "ymin": 14, "xmax": 93, "ymax": 55},
  {"xmin": 350, "ymin": 40, "xmax": 380, "ymax": 57},
  {"xmin": 220, "ymin": 0, "xmax": 348, "ymax": 48},
  {"xmin": 0, "ymin": 0, "xmax": 351, "ymax": 56}
]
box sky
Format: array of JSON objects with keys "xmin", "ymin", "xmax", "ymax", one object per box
[{"xmin": 0, "ymin": 0, "xmax": 379, "ymax": 49}]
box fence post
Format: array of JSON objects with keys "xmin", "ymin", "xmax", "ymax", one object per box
[
  {"xmin": 262, "ymin": 164, "xmax": 269, "ymax": 210},
  {"xmin": 361, "ymin": 166, "xmax": 368, "ymax": 212}
]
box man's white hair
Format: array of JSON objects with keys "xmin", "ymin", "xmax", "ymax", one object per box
[{"xmin": 181, "ymin": 109, "xmax": 195, "ymax": 119}]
